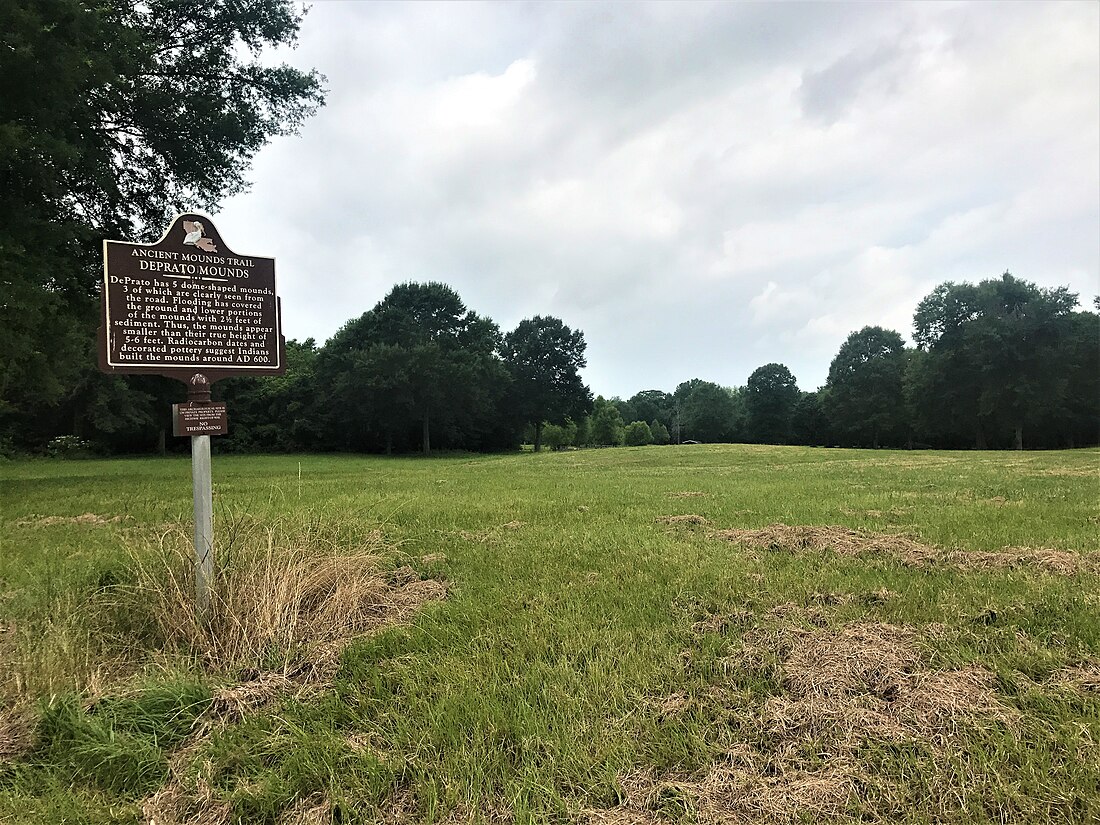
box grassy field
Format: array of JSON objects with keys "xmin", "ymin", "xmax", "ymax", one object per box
[{"xmin": 0, "ymin": 445, "xmax": 1097, "ymax": 824}]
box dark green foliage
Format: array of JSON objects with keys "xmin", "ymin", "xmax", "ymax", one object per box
[
  {"xmin": 314, "ymin": 283, "xmax": 510, "ymax": 454},
  {"xmin": 588, "ymin": 397, "xmax": 625, "ymax": 446},
  {"xmin": 541, "ymin": 420, "xmax": 578, "ymax": 450},
  {"xmin": 910, "ymin": 273, "xmax": 1093, "ymax": 449},
  {"xmin": 744, "ymin": 363, "xmax": 800, "ymax": 444},
  {"xmin": 624, "ymin": 420, "xmax": 653, "ymax": 446},
  {"xmin": 503, "ymin": 316, "xmax": 592, "ymax": 452},
  {"xmin": 790, "ymin": 390, "xmax": 830, "ymax": 446},
  {"xmin": 649, "ymin": 419, "xmax": 671, "ymax": 445},
  {"xmin": 218, "ymin": 339, "xmax": 321, "ymax": 452},
  {"xmin": 0, "ymin": 0, "xmax": 325, "ymax": 451},
  {"xmin": 824, "ymin": 327, "xmax": 908, "ymax": 448},
  {"xmin": 629, "ymin": 390, "xmax": 675, "ymax": 432},
  {"xmin": 673, "ymin": 380, "xmax": 740, "ymax": 443}
]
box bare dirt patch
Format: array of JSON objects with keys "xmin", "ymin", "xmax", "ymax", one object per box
[{"xmin": 710, "ymin": 523, "xmax": 1095, "ymax": 575}]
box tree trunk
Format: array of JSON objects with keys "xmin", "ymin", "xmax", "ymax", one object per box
[
  {"xmin": 872, "ymin": 424, "xmax": 880, "ymax": 449},
  {"xmin": 975, "ymin": 419, "xmax": 987, "ymax": 450},
  {"xmin": 385, "ymin": 430, "xmax": 392, "ymax": 456},
  {"xmin": 422, "ymin": 410, "xmax": 430, "ymax": 455},
  {"xmin": 157, "ymin": 428, "xmax": 166, "ymax": 456},
  {"xmin": 1013, "ymin": 422, "xmax": 1023, "ymax": 451},
  {"xmin": 533, "ymin": 421, "xmax": 543, "ymax": 453}
]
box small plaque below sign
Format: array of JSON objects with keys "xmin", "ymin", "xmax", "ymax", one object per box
[{"xmin": 173, "ymin": 402, "xmax": 228, "ymax": 437}]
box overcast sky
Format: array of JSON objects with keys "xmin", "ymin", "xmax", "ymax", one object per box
[{"xmin": 217, "ymin": 0, "xmax": 1099, "ymax": 399}]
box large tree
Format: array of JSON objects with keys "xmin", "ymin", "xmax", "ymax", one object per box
[
  {"xmin": 912, "ymin": 272, "xmax": 1079, "ymax": 449},
  {"xmin": 673, "ymin": 379, "xmax": 738, "ymax": 443},
  {"xmin": 823, "ymin": 326, "xmax": 908, "ymax": 448},
  {"xmin": 502, "ymin": 316, "xmax": 592, "ymax": 452},
  {"xmin": 0, "ymin": 0, "xmax": 325, "ymax": 448},
  {"xmin": 316, "ymin": 283, "xmax": 508, "ymax": 454},
  {"xmin": 744, "ymin": 363, "xmax": 800, "ymax": 444}
]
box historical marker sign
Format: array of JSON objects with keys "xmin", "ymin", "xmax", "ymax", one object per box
[
  {"xmin": 99, "ymin": 213, "xmax": 285, "ymax": 382},
  {"xmin": 98, "ymin": 214, "xmax": 284, "ymax": 622}
]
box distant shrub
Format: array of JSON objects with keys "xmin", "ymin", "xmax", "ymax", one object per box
[
  {"xmin": 624, "ymin": 421, "xmax": 653, "ymax": 446},
  {"xmin": 46, "ymin": 435, "xmax": 97, "ymax": 459},
  {"xmin": 650, "ymin": 420, "xmax": 671, "ymax": 445},
  {"xmin": 542, "ymin": 420, "xmax": 578, "ymax": 450}
]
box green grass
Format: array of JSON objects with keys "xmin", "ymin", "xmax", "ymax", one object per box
[{"xmin": 1, "ymin": 445, "xmax": 1098, "ymax": 823}]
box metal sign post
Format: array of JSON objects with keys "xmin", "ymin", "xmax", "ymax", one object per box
[
  {"xmin": 192, "ymin": 433, "xmax": 214, "ymax": 621},
  {"xmin": 186, "ymin": 375, "xmax": 215, "ymax": 622},
  {"xmin": 97, "ymin": 213, "xmax": 285, "ymax": 624}
]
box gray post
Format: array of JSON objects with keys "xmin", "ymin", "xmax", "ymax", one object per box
[
  {"xmin": 191, "ymin": 433, "xmax": 213, "ymax": 623},
  {"xmin": 186, "ymin": 373, "xmax": 215, "ymax": 624}
]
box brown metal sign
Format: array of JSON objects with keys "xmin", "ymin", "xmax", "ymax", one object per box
[
  {"xmin": 99, "ymin": 213, "xmax": 285, "ymax": 383},
  {"xmin": 173, "ymin": 402, "xmax": 229, "ymax": 437}
]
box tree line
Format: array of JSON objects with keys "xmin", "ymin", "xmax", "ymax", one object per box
[
  {"xmin": 590, "ymin": 273, "xmax": 1096, "ymax": 452},
  {"xmin": 8, "ymin": 270, "xmax": 1094, "ymax": 457}
]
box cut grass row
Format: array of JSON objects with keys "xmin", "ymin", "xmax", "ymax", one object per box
[{"xmin": 0, "ymin": 445, "xmax": 1097, "ymax": 823}]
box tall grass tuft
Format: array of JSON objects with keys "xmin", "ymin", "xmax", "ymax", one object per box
[{"xmin": 124, "ymin": 512, "xmax": 445, "ymax": 674}]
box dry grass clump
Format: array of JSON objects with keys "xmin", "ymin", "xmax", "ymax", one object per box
[
  {"xmin": 667, "ymin": 491, "xmax": 708, "ymax": 499},
  {"xmin": 1048, "ymin": 663, "xmax": 1100, "ymax": 694},
  {"xmin": 947, "ymin": 547, "xmax": 1093, "ymax": 576},
  {"xmin": 840, "ymin": 507, "xmax": 914, "ymax": 520},
  {"xmin": 142, "ymin": 776, "xmax": 231, "ymax": 825},
  {"xmin": 588, "ymin": 753, "xmax": 860, "ymax": 825},
  {"xmin": 131, "ymin": 516, "xmax": 447, "ymax": 825},
  {"xmin": 587, "ymin": 621, "xmax": 1017, "ymax": 824},
  {"xmin": 656, "ymin": 514, "xmax": 711, "ymax": 527},
  {"xmin": 711, "ymin": 523, "xmax": 1093, "ymax": 575},
  {"xmin": 763, "ymin": 623, "xmax": 1013, "ymax": 748},
  {"xmin": 16, "ymin": 512, "xmax": 131, "ymax": 527},
  {"xmin": 139, "ymin": 669, "xmax": 330, "ymax": 825},
  {"xmin": 0, "ymin": 704, "xmax": 36, "ymax": 761},
  {"xmin": 379, "ymin": 795, "xmax": 513, "ymax": 825},
  {"xmin": 128, "ymin": 519, "xmax": 446, "ymax": 673},
  {"xmin": 711, "ymin": 523, "xmax": 936, "ymax": 562},
  {"xmin": 277, "ymin": 793, "xmax": 334, "ymax": 825},
  {"xmin": 691, "ymin": 610, "xmax": 753, "ymax": 636},
  {"xmin": 206, "ymin": 671, "xmax": 306, "ymax": 723}
]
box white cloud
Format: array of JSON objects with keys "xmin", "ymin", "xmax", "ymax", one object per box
[{"xmin": 216, "ymin": 0, "xmax": 1099, "ymax": 397}]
